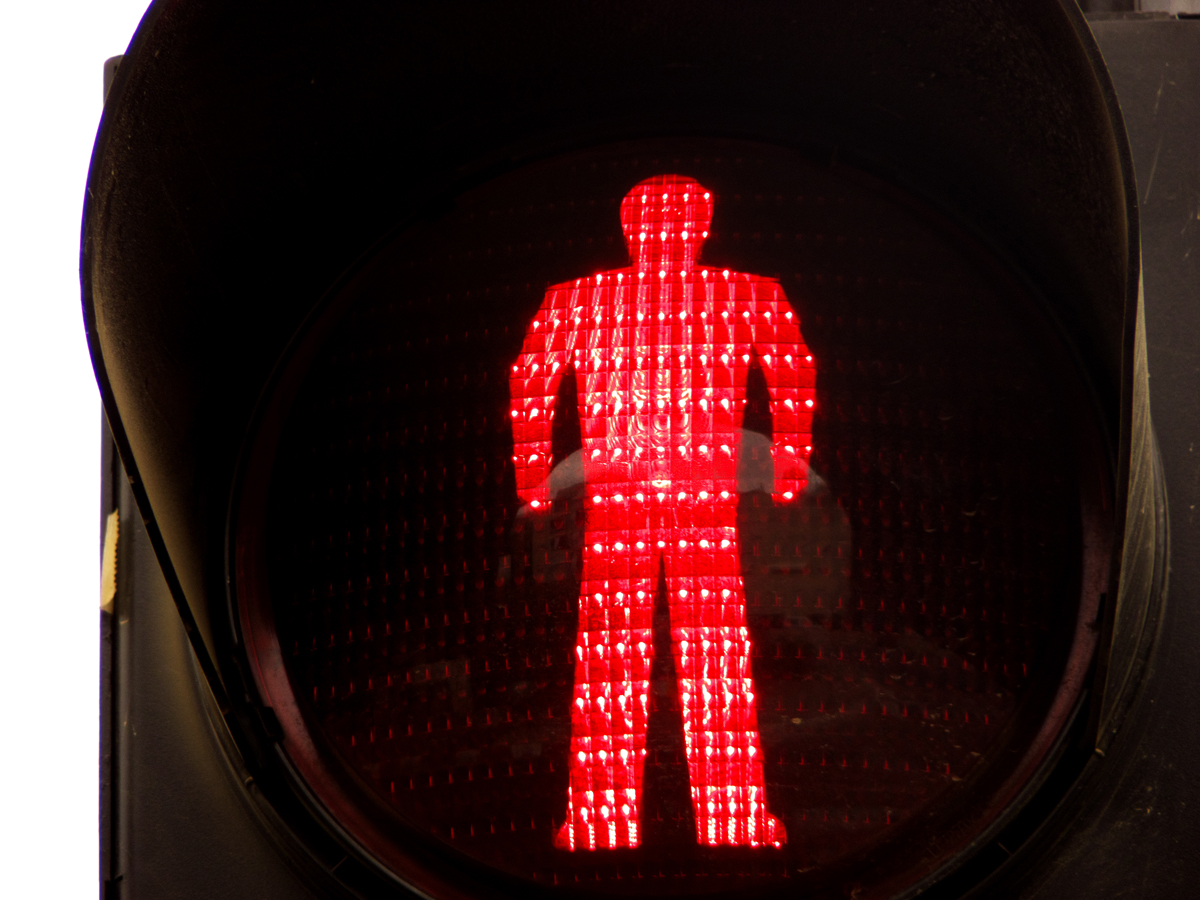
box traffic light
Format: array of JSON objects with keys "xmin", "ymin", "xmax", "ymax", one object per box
[{"xmin": 87, "ymin": 3, "xmax": 1194, "ymax": 899}]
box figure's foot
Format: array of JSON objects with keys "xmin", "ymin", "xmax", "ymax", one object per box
[
  {"xmin": 763, "ymin": 813, "xmax": 787, "ymax": 848},
  {"xmin": 696, "ymin": 813, "xmax": 788, "ymax": 847},
  {"xmin": 554, "ymin": 820, "xmax": 573, "ymax": 850}
]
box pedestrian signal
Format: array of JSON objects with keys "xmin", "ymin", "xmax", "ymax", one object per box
[{"xmin": 514, "ymin": 175, "xmax": 811, "ymax": 850}]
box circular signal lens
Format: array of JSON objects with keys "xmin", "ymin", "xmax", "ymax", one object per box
[{"xmin": 235, "ymin": 140, "xmax": 1110, "ymax": 899}]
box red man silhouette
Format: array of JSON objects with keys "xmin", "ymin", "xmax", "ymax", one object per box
[{"xmin": 509, "ymin": 175, "xmax": 816, "ymax": 850}]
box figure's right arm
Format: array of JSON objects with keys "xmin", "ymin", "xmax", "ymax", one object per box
[
  {"xmin": 509, "ymin": 285, "xmax": 577, "ymax": 509},
  {"xmin": 745, "ymin": 283, "xmax": 817, "ymax": 502}
]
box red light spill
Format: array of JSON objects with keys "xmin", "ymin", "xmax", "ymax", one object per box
[{"xmin": 510, "ymin": 175, "xmax": 816, "ymax": 850}]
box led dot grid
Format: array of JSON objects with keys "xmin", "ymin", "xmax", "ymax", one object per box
[
  {"xmin": 512, "ymin": 176, "xmax": 809, "ymax": 850},
  {"xmin": 259, "ymin": 147, "xmax": 1094, "ymax": 892}
]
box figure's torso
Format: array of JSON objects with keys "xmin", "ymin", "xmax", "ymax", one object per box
[{"xmin": 533, "ymin": 267, "xmax": 808, "ymax": 492}]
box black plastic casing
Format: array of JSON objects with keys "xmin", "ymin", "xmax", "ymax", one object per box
[{"xmin": 89, "ymin": 4, "xmax": 1188, "ymax": 899}]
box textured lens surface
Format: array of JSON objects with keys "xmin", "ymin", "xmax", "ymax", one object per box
[{"xmin": 252, "ymin": 142, "xmax": 1102, "ymax": 895}]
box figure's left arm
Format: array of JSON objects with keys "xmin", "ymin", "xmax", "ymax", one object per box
[{"xmin": 753, "ymin": 285, "xmax": 817, "ymax": 502}]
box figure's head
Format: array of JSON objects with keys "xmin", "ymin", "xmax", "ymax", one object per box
[{"xmin": 620, "ymin": 175, "xmax": 714, "ymax": 271}]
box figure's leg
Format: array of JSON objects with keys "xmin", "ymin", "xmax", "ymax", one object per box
[
  {"xmin": 556, "ymin": 520, "xmax": 655, "ymax": 850},
  {"xmin": 667, "ymin": 503, "xmax": 786, "ymax": 848}
]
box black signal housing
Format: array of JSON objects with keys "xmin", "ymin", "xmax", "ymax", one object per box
[{"xmin": 86, "ymin": 4, "xmax": 1165, "ymax": 899}]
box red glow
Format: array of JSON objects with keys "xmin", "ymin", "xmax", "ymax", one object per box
[{"xmin": 510, "ymin": 175, "xmax": 815, "ymax": 850}]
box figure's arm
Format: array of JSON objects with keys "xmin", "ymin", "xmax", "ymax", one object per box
[
  {"xmin": 753, "ymin": 286, "xmax": 817, "ymax": 502},
  {"xmin": 510, "ymin": 285, "xmax": 575, "ymax": 508}
]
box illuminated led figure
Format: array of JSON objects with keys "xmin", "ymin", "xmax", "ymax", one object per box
[{"xmin": 510, "ymin": 175, "xmax": 816, "ymax": 851}]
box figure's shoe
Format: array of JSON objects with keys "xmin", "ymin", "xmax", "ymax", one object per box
[
  {"xmin": 762, "ymin": 813, "xmax": 787, "ymax": 848},
  {"xmin": 554, "ymin": 821, "xmax": 574, "ymax": 850}
]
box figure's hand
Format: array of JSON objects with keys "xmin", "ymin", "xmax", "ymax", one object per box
[
  {"xmin": 771, "ymin": 451, "xmax": 811, "ymax": 503},
  {"xmin": 516, "ymin": 488, "xmax": 549, "ymax": 516},
  {"xmin": 517, "ymin": 449, "xmax": 585, "ymax": 514}
]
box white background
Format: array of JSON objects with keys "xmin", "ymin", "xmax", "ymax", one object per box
[{"xmin": 0, "ymin": 2, "xmax": 152, "ymax": 896}]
